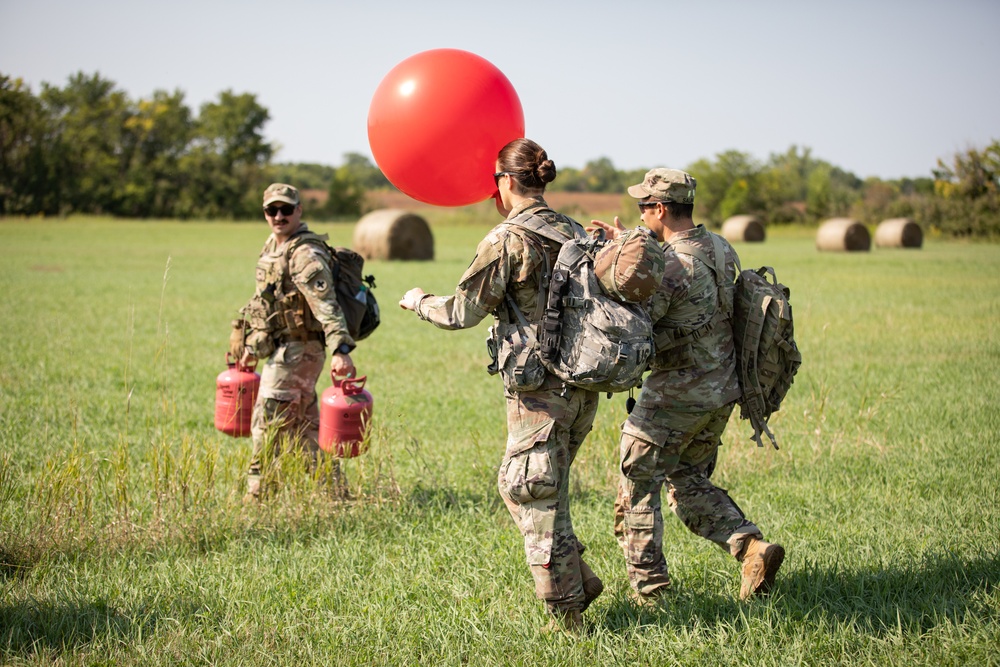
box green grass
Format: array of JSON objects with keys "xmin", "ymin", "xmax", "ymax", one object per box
[{"xmin": 1, "ymin": 216, "xmax": 998, "ymax": 665}]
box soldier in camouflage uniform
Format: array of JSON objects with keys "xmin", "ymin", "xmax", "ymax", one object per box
[
  {"xmin": 399, "ymin": 139, "xmax": 603, "ymax": 634},
  {"xmin": 237, "ymin": 183, "xmax": 356, "ymax": 502},
  {"xmin": 591, "ymin": 169, "xmax": 785, "ymax": 604}
]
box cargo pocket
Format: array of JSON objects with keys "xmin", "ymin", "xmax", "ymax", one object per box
[
  {"xmin": 522, "ymin": 501, "xmax": 557, "ymax": 566},
  {"xmin": 619, "ymin": 429, "xmax": 661, "ymax": 483},
  {"xmin": 502, "ymin": 444, "xmax": 559, "ymax": 505},
  {"xmin": 624, "ymin": 507, "xmax": 660, "ymax": 565},
  {"xmin": 274, "ymin": 341, "xmax": 306, "ymax": 366}
]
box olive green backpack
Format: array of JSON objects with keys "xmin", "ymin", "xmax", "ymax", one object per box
[{"xmin": 671, "ymin": 234, "xmax": 801, "ymax": 449}]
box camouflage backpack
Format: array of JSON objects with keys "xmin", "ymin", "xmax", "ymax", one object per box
[
  {"xmin": 285, "ymin": 233, "xmax": 381, "ymax": 342},
  {"xmin": 326, "ymin": 245, "xmax": 380, "ymax": 342},
  {"xmin": 671, "ymin": 233, "xmax": 801, "ymax": 449},
  {"xmin": 502, "ymin": 214, "xmax": 664, "ymax": 394}
]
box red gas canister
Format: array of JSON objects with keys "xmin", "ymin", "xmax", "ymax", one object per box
[
  {"xmin": 319, "ymin": 375, "xmax": 374, "ymax": 457},
  {"xmin": 214, "ymin": 354, "xmax": 260, "ymax": 437}
]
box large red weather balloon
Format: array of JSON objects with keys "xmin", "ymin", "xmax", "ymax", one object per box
[{"xmin": 367, "ymin": 49, "xmax": 525, "ymax": 207}]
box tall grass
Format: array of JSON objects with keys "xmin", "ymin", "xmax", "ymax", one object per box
[{"xmin": 0, "ymin": 217, "xmax": 998, "ymax": 665}]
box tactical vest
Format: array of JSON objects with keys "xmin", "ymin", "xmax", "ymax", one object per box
[{"xmin": 244, "ymin": 230, "xmax": 329, "ymax": 350}]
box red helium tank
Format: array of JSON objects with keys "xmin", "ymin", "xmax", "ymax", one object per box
[
  {"xmin": 319, "ymin": 376, "xmax": 374, "ymax": 458},
  {"xmin": 214, "ymin": 354, "xmax": 260, "ymax": 437}
]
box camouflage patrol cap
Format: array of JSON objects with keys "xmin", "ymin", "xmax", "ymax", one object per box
[
  {"xmin": 627, "ymin": 168, "xmax": 696, "ymax": 204},
  {"xmin": 263, "ymin": 183, "xmax": 300, "ymax": 206},
  {"xmin": 594, "ymin": 226, "xmax": 666, "ymax": 303}
]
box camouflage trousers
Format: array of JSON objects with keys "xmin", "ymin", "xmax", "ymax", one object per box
[
  {"xmin": 248, "ymin": 340, "xmax": 328, "ymax": 495},
  {"xmin": 497, "ymin": 385, "xmax": 599, "ymax": 614},
  {"xmin": 614, "ymin": 401, "xmax": 762, "ymax": 596}
]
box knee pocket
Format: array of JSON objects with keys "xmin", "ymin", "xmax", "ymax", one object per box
[
  {"xmin": 263, "ymin": 398, "xmax": 292, "ymax": 420},
  {"xmin": 501, "ymin": 446, "xmax": 559, "ymax": 504},
  {"xmin": 620, "ymin": 433, "xmax": 662, "ymax": 481}
]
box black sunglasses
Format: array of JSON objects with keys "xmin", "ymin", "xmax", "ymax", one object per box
[
  {"xmin": 637, "ymin": 201, "xmax": 662, "ymax": 213},
  {"xmin": 264, "ymin": 203, "xmax": 297, "ymax": 217},
  {"xmin": 493, "ymin": 171, "xmax": 513, "ymax": 186}
]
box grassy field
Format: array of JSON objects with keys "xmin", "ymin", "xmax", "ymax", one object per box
[{"xmin": 1, "ymin": 215, "xmax": 998, "ymax": 666}]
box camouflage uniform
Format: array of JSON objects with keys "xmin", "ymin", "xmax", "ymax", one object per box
[
  {"xmin": 243, "ymin": 223, "xmax": 355, "ymax": 496},
  {"xmin": 416, "ymin": 197, "xmax": 600, "ymax": 614},
  {"xmin": 615, "ymin": 224, "xmax": 763, "ymax": 596}
]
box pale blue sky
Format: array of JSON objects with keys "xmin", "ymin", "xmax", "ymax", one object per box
[{"xmin": 2, "ymin": 0, "xmax": 998, "ymax": 180}]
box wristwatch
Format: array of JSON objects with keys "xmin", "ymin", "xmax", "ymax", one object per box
[{"xmin": 336, "ymin": 343, "xmax": 352, "ymax": 355}]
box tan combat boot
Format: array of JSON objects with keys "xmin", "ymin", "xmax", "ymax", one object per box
[
  {"xmin": 739, "ymin": 537, "xmax": 785, "ymax": 600},
  {"xmin": 542, "ymin": 609, "xmax": 583, "ymax": 636},
  {"xmin": 627, "ymin": 585, "xmax": 670, "ymax": 609},
  {"xmin": 242, "ymin": 474, "xmax": 262, "ymax": 505},
  {"xmin": 579, "ymin": 559, "xmax": 604, "ymax": 611}
]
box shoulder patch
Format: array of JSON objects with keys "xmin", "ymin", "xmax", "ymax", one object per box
[{"xmin": 460, "ymin": 236, "xmax": 502, "ymax": 282}]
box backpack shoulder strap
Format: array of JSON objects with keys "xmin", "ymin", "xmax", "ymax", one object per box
[
  {"xmin": 285, "ymin": 231, "xmax": 344, "ymax": 288},
  {"xmin": 670, "ymin": 232, "xmax": 739, "ymax": 313},
  {"xmin": 285, "ymin": 230, "xmax": 332, "ymax": 260},
  {"xmin": 501, "ymin": 210, "xmax": 584, "ymax": 323},
  {"xmin": 505, "ymin": 210, "xmax": 578, "ymax": 244},
  {"xmin": 493, "ymin": 217, "xmax": 548, "ymax": 325},
  {"xmin": 656, "ymin": 233, "xmax": 737, "ymax": 352},
  {"xmin": 670, "ymin": 233, "xmax": 732, "ymax": 281}
]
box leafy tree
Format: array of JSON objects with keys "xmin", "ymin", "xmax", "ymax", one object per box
[
  {"xmin": 548, "ymin": 165, "xmax": 585, "ymax": 192},
  {"xmin": 931, "ymin": 140, "xmax": 1000, "ymax": 236},
  {"xmin": 756, "ymin": 146, "xmax": 814, "ymax": 222},
  {"xmin": 323, "ymin": 165, "xmax": 366, "ymax": 218},
  {"xmin": 270, "ymin": 162, "xmax": 336, "ymax": 190},
  {"xmin": 933, "ymin": 140, "xmax": 1000, "ymax": 200},
  {"xmin": 0, "ymin": 75, "xmax": 56, "ymax": 214},
  {"xmin": 718, "ymin": 178, "xmax": 755, "ymax": 221},
  {"xmin": 687, "ymin": 150, "xmax": 761, "ymax": 224},
  {"xmin": 806, "ymin": 164, "xmax": 862, "ymax": 220},
  {"xmin": 40, "ymin": 72, "xmax": 131, "ymax": 215},
  {"xmin": 340, "ymin": 152, "xmax": 389, "ymax": 190},
  {"xmin": 581, "ymin": 157, "xmax": 621, "ymax": 193},
  {"xmin": 898, "ymin": 177, "xmax": 934, "ymax": 197},
  {"xmin": 851, "ymin": 177, "xmax": 898, "ymax": 224},
  {"xmin": 179, "ymin": 90, "xmax": 272, "ymax": 219},
  {"xmin": 120, "ymin": 89, "xmax": 192, "ymax": 217},
  {"xmin": 550, "ymin": 157, "xmax": 625, "ymax": 193}
]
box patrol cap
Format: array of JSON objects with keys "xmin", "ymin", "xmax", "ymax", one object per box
[
  {"xmin": 594, "ymin": 226, "xmax": 666, "ymax": 303},
  {"xmin": 263, "ymin": 183, "xmax": 300, "ymax": 206},
  {"xmin": 627, "ymin": 168, "xmax": 696, "ymax": 204}
]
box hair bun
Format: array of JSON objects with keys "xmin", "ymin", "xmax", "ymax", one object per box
[{"xmin": 537, "ymin": 159, "xmax": 557, "ymax": 184}]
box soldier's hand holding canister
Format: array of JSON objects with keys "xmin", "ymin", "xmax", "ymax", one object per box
[
  {"xmin": 239, "ymin": 349, "xmax": 257, "ymax": 371},
  {"xmin": 331, "ymin": 348, "xmax": 356, "ymax": 379}
]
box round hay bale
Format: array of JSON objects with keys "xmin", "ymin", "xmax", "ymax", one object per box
[
  {"xmin": 352, "ymin": 209, "xmax": 434, "ymax": 261},
  {"xmin": 816, "ymin": 218, "xmax": 871, "ymax": 252},
  {"xmin": 875, "ymin": 217, "xmax": 923, "ymax": 249},
  {"xmin": 721, "ymin": 215, "xmax": 766, "ymax": 242}
]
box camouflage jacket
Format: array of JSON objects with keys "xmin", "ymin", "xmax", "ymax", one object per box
[
  {"xmin": 416, "ymin": 197, "xmax": 583, "ymax": 330},
  {"xmin": 242, "ymin": 224, "xmax": 354, "ymax": 357},
  {"xmin": 640, "ymin": 225, "xmax": 741, "ymax": 412}
]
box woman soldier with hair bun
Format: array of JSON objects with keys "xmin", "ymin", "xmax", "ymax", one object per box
[{"xmin": 400, "ymin": 138, "xmax": 602, "ymax": 634}]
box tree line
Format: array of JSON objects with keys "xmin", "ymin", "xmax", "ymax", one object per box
[
  {"xmin": 2, "ymin": 72, "xmax": 997, "ymax": 236},
  {"xmin": 552, "ymin": 145, "xmax": 1000, "ymax": 237}
]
